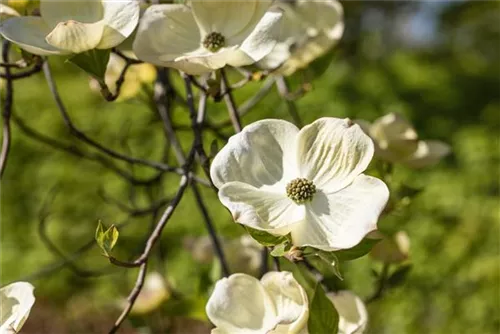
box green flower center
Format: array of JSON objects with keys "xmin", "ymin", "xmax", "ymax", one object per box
[
  {"xmin": 286, "ymin": 178, "xmax": 316, "ymax": 204},
  {"xmin": 202, "ymin": 32, "xmax": 225, "ymax": 52}
]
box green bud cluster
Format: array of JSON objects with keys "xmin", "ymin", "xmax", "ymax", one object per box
[
  {"xmin": 286, "ymin": 178, "xmax": 316, "ymax": 204},
  {"xmin": 202, "ymin": 32, "xmax": 225, "ymax": 52}
]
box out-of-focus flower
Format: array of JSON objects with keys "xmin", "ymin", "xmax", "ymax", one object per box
[
  {"xmin": 210, "ymin": 118, "xmax": 389, "ymax": 251},
  {"xmin": 0, "ymin": 0, "xmax": 140, "ymax": 55},
  {"xmin": 89, "ymin": 52, "xmax": 156, "ymax": 101},
  {"xmin": 122, "ymin": 272, "xmax": 170, "ymax": 315},
  {"xmin": 327, "ymin": 290, "xmax": 368, "ymax": 334},
  {"xmin": 0, "ymin": 281, "xmax": 35, "ymax": 333},
  {"xmin": 206, "ymin": 271, "xmax": 309, "ymax": 334},
  {"xmin": 370, "ymin": 230, "xmax": 410, "ymax": 264},
  {"xmin": 0, "ymin": 0, "xmax": 39, "ymax": 16},
  {"xmin": 258, "ymin": 0, "xmax": 344, "ymax": 76},
  {"xmin": 356, "ymin": 113, "xmax": 451, "ymax": 168},
  {"xmin": 186, "ymin": 235, "xmax": 262, "ymax": 276},
  {"xmin": 133, "ymin": 0, "xmax": 283, "ymax": 75}
]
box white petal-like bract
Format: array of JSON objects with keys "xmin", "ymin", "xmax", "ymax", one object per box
[
  {"xmin": 210, "ymin": 118, "xmax": 389, "ymax": 250},
  {"xmin": 0, "ymin": 0, "xmax": 139, "ymax": 55},
  {"xmin": 357, "ymin": 113, "xmax": 451, "ymax": 168},
  {"xmin": 206, "ymin": 272, "xmax": 308, "ymax": 334},
  {"xmin": 0, "ymin": 281, "xmax": 35, "ymax": 333},
  {"xmin": 328, "ymin": 291, "xmax": 368, "ymax": 334},
  {"xmin": 133, "ymin": 0, "xmax": 283, "ymax": 74}
]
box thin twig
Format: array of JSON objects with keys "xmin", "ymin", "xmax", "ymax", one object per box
[
  {"xmin": 38, "ymin": 187, "xmax": 109, "ymax": 277},
  {"xmin": 0, "ymin": 57, "xmax": 43, "ymax": 80},
  {"xmin": 212, "ymin": 76, "xmax": 275, "ymax": 129},
  {"xmin": 42, "ymin": 61, "xmax": 193, "ymax": 177},
  {"xmin": 366, "ymin": 263, "xmax": 390, "ymax": 304},
  {"xmin": 0, "ymin": 40, "xmax": 14, "ymax": 179},
  {"xmin": 275, "ymin": 76, "xmax": 303, "ymax": 127},
  {"xmin": 220, "ymin": 68, "xmax": 242, "ymax": 132},
  {"xmin": 108, "ymin": 262, "xmax": 148, "ymax": 334}
]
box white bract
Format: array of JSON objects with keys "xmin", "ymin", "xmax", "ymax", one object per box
[
  {"xmin": 133, "ymin": 0, "xmax": 283, "ymax": 75},
  {"xmin": 0, "ymin": 281, "xmax": 35, "ymax": 333},
  {"xmin": 258, "ymin": 0, "xmax": 344, "ymax": 76},
  {"xmin": 206, "ymin": 271, "xmax": 309, "ymax": 334},
  {"xmin": 0, "ymin": 0, "xmax": 140, "ymax": 55},
  {"xmin": 356, "ymin": 113, "xmax": 451, "ymax": 168},
  {"xmin": 327, "ymin": 291, "xmax": 368, "ymax": 334},
  {"xmin": 210, "ymin": 118, "xmax": 389, "ymax": 251}
]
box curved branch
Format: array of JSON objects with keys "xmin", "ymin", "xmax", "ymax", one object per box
[{"xmin": 0, "ymin": 40, "xmax": 14, "ymax": 179}]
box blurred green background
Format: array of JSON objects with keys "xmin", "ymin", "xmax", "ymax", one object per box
[{"xmin": 1, "ymin": 1, "xmax": 499, "ymax": 333}]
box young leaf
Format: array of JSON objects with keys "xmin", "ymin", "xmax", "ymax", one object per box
[
  {"xmin": 68, "ymin": 49, "xmax": 110, "ymax": 85},
  {"xmin": 334, "ymin": 237, "xmax": 381, "ymax": 262},
  {"xmin": 244, "ymin": 226, "xmax": 289, "ymax": 247},
  {"xmin": 95, "ymin": 221, "xmax": 119, "ymax": 256},
  {"xmin": 270, "ymin": 242, "xmax": 290, "ymax": 257},
  {"xmin": 308, "ymin": 282, "xmax": 339, "ymax": 334},
  {"xmin": 315, "ymin": 250, "xmax": 343, "ymax": 280}
]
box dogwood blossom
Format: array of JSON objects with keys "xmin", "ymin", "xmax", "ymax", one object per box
[
  {"xmin": 206, "ymin": 271, "xmax": 309, "ymax": 334},
  {"xmin": 258, "ymin": 0, "xmax": 344, "ymax": 76},
  {"xmin": 327, "ymin": 291, "xmax": 368, "ymax": 334},
  {"xmin": 133, "ymin": 0, "xmax": 283, "ymax": 75},
  {"xmin": 210, "ymin": 118, "xmax": 389, "ymax": 251},
  {"xmin": 0, "ymin": 0, "xmax": 140, "ymax": 55},
  {"xmin": 356, "ymin": 113, "xmax": 451, "ymax": 168},
  {"xmin": 0, "ymin": 281, "xmax": 35, "ymax": 333}
]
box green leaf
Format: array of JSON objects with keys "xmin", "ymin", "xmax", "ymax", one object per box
[
  {"xmin": 315, "ymin": 250, "xmax": 343, "ymax": 280},
  {"xmin": 308, "ymin": 282, "xmax": 339, "ymax": 334},
  {"xmin": 244, "ymin": 226, "xmax": 289, "ymax": 247},
  {"xmin": 68, "ymin": 49, "xmax": 110, "ymax": 85},
  {"xmin": 270, "ymin": 242, "xmax": 291, "ymax": 257},
  {"xmin": 334, "ymin": 238, "xmax": 381, "ymax": 262},
  {"xmin": 95, "ymin": 221, "xmax": 119, "ymax": 256}
]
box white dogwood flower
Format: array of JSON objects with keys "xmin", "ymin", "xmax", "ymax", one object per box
[
  {"xmin": 356, "ymin": 113, "xmax": 451, "ymax": 168},
  {"xmin": 206, "ymin": 271, "xmax": 309, "ymax": 334},
  {"xmin": 0, "ymin": 281, "xmax": 35, "ymax": 333},
  {"xmin": 0, "ymin": 0, "xmax": 140, "ymax": 55},
  {"xmin": 210, "ymin": 118, "xmax": 389, "ymax": 251},
  {"xmin": 328, "ymin": 291, "xmax": 368, "ymax": 334},
  {"xmin": 133, "ymin": 0, "xmax": 283, "ymax": 75},
  {"xmin": 258, "ymin": 0, "xmax": 344, "ymax": 76}
]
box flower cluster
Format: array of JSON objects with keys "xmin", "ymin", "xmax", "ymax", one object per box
[{"xmin": 0, "ymin": 1, "xmax": 453, "ymax": 333}]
